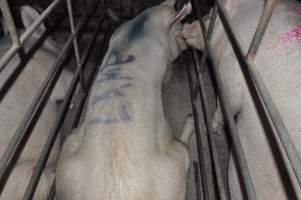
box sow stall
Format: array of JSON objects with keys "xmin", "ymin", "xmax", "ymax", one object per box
[{"xmin": 0, "ymin": 0, "xmax": 300, "ymax": 199}]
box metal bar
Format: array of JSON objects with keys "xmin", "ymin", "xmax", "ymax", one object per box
[
  {"xmin": 186, "ymin": 53, "xmax": 209, "ymax": 200},
  {"xmin": 107, "ymin": 8, "xmax": 120, "ymax": 23},
  {"xmin": 46, "ymin": 180, "xmax": 56, "ymax": 200},
  {"xmin": 191, "ymin": 48, "xmax": 228, "ymax": 200},
  {"xmin": 66, "ymin": 0, "xmax": 86, "ymax": 92},
  {"xmin": 195, "ymin": 5, "xmax": 258, "ymax": 200},
  {"xmin": 23, "ymin": 51, "xmax": 80, "ymax": 200},
  {"xmin": 0, "ymin": 0, "xmax": 20, "ymax": 46},
  {"xmin": 245, "ymin": 0, "xmax": 278, "ymax": 61},
  {"xmin": 0, "ymin": 0, "xmax": 63, "ymax": 73},
  {"xmin": 192, "ymin": 1, "xmax": 218, "ymax": 97},
  {"xmin": 193, "ymin": 161, "xmax": 203, "ymax": 200},
  {"xmin": 63, "ymin": 10, "xmax": 109, "ymax": 133},
  {"xmin": 216, "ymin": 0, "xmax": 301, "ymax": 188},
  {"xmin": 46, "ymin": 16, "xmax": 108, "ymax": 199},
  {"xmin": 23, "ymin": 4, "xmax": 105, "ymax": 198},
  {"xmin": 0, "ymin": 1, "xmax": 97, "ymax": 188},
  {"xmin": 70, "ymin": 32, "xmax": 111, "ymax": 130},
  {"xmin": 195, "ymin": 2, "xmax": 218, "ymax": 73}
]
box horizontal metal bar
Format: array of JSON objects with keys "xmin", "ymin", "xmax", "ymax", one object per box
[
  {"xmin": 0, "ymin": 0, "xmax": 20, "ymax": 46},
  {"xmin": 194, "ymin": 2, "xmax": 258, "ymax": 200},
  {"xmin": 23, "ymin": 3, "xmax": 105, "ymax": 198},
  {"xmin": 0, "ymin": 0, "xmax": 62, "ymax": 73},
  {"xmin": 191, "ymin": 49, "xmax": 228, "ymax": 200},
  {"xmin": 246, "ymin": 0, "xmax": 277, "ymax": 61},
  {"xmin": 0, "ymin": 0, "xmax": 97, "ymax": 189},
  {"xmin": 216, "ymin": 0, "xmax": 301, "ymax": 188},
  {"xmin": 186, "ymin": 53, "xmax": 210, "ymax": 200}
]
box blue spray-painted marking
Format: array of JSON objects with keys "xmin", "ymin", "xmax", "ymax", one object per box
[
  {"xmin": 92, "ymin": 83, "xmax": 132, "ymax": 105},
  {"xmin": 90, "ymin": 11, "xmax": 150, "ymax": 125},
  {"xmin": 91, "ymin": 50, "xmax": 136, "ymax": 125},
  {"xmin": 101, "ymin": 50, "xmax": 135, "ymax": 70},
  {"xmin": 119, "ymin": 104, "xmax": 131, "ymax": 122},
  {"xmin": 127, "ymin": 12, "xmax": 149, "ymax": 44},
  {"xmin": 96, "ymin": 76, "xmax": 133, "ymax": 85},
  {"xmin": 90, "ymin": 117, "xmax": 119, "ymax": 124}
]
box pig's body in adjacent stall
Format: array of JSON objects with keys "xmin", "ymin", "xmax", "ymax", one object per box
[
  {"xmin": 184, "ymin": 0, "xmax": 301, "ymax": 199},
  {"xmin": 0, "ymin": 6, "xmax": 72, "ymax": 199}
]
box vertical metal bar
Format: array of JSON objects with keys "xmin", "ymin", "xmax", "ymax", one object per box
[
  {"xmin": 196, "ymin": 6, "xmax": 258, "ymax": 200},
  {"xmin": 198, "ymin": 2, "xmax": 218, "ymax": 73},
  {"xmin": 23, "ymin": 4, "xmax": 104, "ymax": 198},
  {"xmin": 63, "ymin": 8, "xmax": 109, "ymax": 134},
  {"xmin": 0, "ymin": 0, "xmax": 62, "ymax": 73},
  {"xmin": 216, "ymin": 0, "xmax": 301, "ymax": 188},
  {"xmin": 192, "ymin": 2, "xmax": 218, "ymax": 97},
  {"xmin": 245, "ymin": 0, "xmax": 278, "ymax": 61},
  {"xmin": 66, "ymin": 0, "xmax": 86, "ymax": 92},
  {"xmin": 194, "ymin": 161, "xmax": 203, "ymax": 200},
  {"xmin": 186, "ymin": 53, "xmax": 209, "ymax": 200},
  {"xmin": 0, "ymin": 0, "xmax": 20, "ymax": 47},
  {"xmin": 46, "ymin": 180, "xmax": 56, "ymax": 200},
  {"xmin": 191, "ymin": 48, "xmax": 228, "ymax": 200}
]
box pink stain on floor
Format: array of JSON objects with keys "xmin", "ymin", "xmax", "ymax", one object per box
[{"xmin": 279, "ymin": 25, "xmax": 301, "ymax": 45}]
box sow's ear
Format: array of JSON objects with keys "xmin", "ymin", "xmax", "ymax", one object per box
[
  {"xmin": 20, "ymin": 5, "xmax": 46, "ymax": 38},
  {"xmin": 167, "ymin": 2, "xmax": 192, "ymax": 29}
]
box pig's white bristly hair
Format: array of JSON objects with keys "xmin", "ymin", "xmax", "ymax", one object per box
[{"xmin": 167, "ymin": 2, "xmax": 192, "ymax": 29}]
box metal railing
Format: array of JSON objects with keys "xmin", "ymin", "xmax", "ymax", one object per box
[
  {"xmin": 189, "ymin": 0, "xmax": 301, "ymax": 199},
  {"xmin": 0, "ymin": 0, "xmax": 111, "ymax": 198}
]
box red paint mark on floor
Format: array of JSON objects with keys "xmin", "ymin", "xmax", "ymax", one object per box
[{"xmin": 279, "ymin": 25, "xmax": 301, "ymax": 45}]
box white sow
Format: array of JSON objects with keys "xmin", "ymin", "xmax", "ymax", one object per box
[
  {"xmin": 183, "ymin": 0, "xmax": 301, "ymax": 199},
  {"xmin": 56, "ymin": 0, "xmax": 195, "ymax": 200}
]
